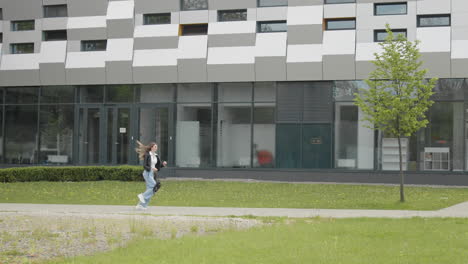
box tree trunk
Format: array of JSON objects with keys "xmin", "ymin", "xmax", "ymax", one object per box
[{"xmin": 398, "ymin": 136, "xmax": 405, "ymax": 202}]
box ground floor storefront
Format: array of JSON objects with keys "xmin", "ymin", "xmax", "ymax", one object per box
[{"xmin": 1, "ymin": 79, "xmax": 467, "ymax": 177}]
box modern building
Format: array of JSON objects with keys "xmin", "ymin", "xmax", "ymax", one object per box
[{"xmin": 0, "ymin": 0, "xmax": 467, "ymax": 184}]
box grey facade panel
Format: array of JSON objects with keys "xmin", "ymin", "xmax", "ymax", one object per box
[
  {"xmin": 355, "ymin": 61, "xmax": 376, "ymax": 80},
  {"xmin": 287, "ymin": 62, "xmax": 323, "ymax": 81},
  {"xmin": 66, "ymin": 68, "xmax": 106, "ymax": 84},
  {"xmin": 287, "ymin": 25, "xmax": 323, "ymax": 45},
  {"xmin": 67, "ymin": 28, "xmax": 107, "ymax": 41},
  {"xmin": 42, "ymin": 18, "xmax": 68, "ymax": 31},
  {"xmin": 207, "ymin": 64, "xmax": 255, "ymax": 82},
  {"xmin": 288, "ymin": 0, "xmax": 323, "ymax": 6},
  {"xmin": 43, "ymin": 0, "xmax": 67, "ymax": 5},
  {"xmin": 107, "ymin": 19, "xmax": 135, "ymax": 39},
  {"xmin": 39, "ymin": 63, "xmax": 67, "ymax": 85},
  {"xmin": 451, "ymin": 59, "xmax": 468, "ymax": 78},
  {"xmin": 106, "ymin": 61, "xmax": 134, "ymax": 85},
  {"xmin": 208, "ymin": 0, "xmax": 256, "ymax": 10},
  {"xmin": 421, "ymin": 52, "xmax": 451, "ymax": 78},
  {"xmin": 255, "ymin": 57, "xmax": 286, "ymax": 81},
  {"xmin": 1, "ymin": 0, "xmax": 42, "ymax": 20},
  {"xmin": 134, "ymin": 0, "xmax": 180, "ymax": 13},
  {"xmin": 134, "ymin": 37, "xmax": 179, "ymax": 50},
  {"xmin": 0, "ymin": 70, "xmax": 41, "ymax": 86},
  {"xmin": 68, "ymin": 0, "xmax": 108, "ymax": 17},
  {"xmin": 133, "ymin": 66, "xmax": 178, "ymax": 83},
  {"xmin": 208, "ymin": 33, "xmax": 256, "ymax": 47},
  {"xmin": 178, "ymin": 59, "xmax": 208, "ymax": 83},
  {"xmin": 323, "ymin": 55, "xmax": 356, "ymax": 81}
]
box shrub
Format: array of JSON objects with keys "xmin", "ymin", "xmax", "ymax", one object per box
[{"xmin": 0, "ymin": 166, "xmax": 144, "ymax": 183}]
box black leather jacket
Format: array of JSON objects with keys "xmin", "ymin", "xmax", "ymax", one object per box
[{"xmin": 143, "ymin": 151, "xmax": 164, "ymax": 172}]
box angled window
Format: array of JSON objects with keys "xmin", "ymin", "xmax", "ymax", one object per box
[
  {"xmin": 180, "ymin": 24, "xmax": 208, "ymax": 36},
  {"xmin": 11, "ymin": 43, "xmax": 34, "ymax": 54},
  {"xmin": 181, "ymin": 0, "xmax": 208, "ymax": 11},
  {"xmin": 257, "ymin": 21, "xmax": 287, "ymax": 33},
  {"xmin": 143, "ymin": 13, "xmax": 171, "ymax": 25},
  {"xmin": 417, "ymin": 14, "xmax": 450, "ymax": 27},
  {"xmin": 218, "ymin": 9, "xmax": 247, "ymax": 22},
  {"xmin": 325, "ymin": 0, "xmax": 355, "ymax": 3},
  {"xmin": 43, "ymin": 4, "xmax": 68, "ymax": 18},
  {"xmin": 43, "ymin": 30, "xmax": 67, "ymax": 41},
  {"xmin": 11, "ymin": 20, "xmax": 35, "ymax": 31},
  {"xmin": 258, "ymin": 0, "xmax": 288, "ymax": 7},
  {"xmin": 81, "ymin": 40, "xmax": 107, "ymax": 51},
  {"xmin": 374, "ymin": 29, "xmax": 407, "ymax": 42},
  {"xmin": 374, "ymin": 2, "xmax": 407, "ymax": 16},
  {"xmin": 325, "ymin": 18, "xmax": 356, "ymax": 30}
]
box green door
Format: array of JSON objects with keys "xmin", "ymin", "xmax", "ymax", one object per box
[{"xmin": 302, "ymin": 124, "xmax": 332, "ymax": 169}]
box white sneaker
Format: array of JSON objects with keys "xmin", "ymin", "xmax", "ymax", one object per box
[
  {"xmin": 137, "ymin": 194, "xmax": 145, "ymax": 204},
  {"xmin": 135, "ymin": 204, "xmax": 147, "ymax": 210}
]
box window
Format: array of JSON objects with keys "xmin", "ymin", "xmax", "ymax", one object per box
[
  {"xmin": 43, "ymin": 30, "xmax": 67, "ymax": 41},
  {"xmin": 218, "ymin": 9, "xmax": 247, "ymax": 22},
  {"xmin": 257, "ymin": 21, "xmax": 287, "ymax": 33},
  {"xmin": 11, "ymin": 43, "xmax": 34, "ymax": 54},
  {"xmin": 180, "ymin": 24, "xmax": 208, "ymax": 36},
  {"xmin": 325, "ymin": 18, "xmax": 356, "ymax": 30},
  {"xmin": 11, "ymin": 20, "xmax": 35, "ymax": 31},
  {"xmin": 0, "ymin": 8, "xmax": 3, "ymax": 20},
  {"xmin": 325, "ymin": 0, "xmax": 355, "ymax": 3},
  {"xmin": 143, "ymin": 13, "xmax": 171, "ymax": 25},
  {"xmin": 81, "ymin": 40, "xmax": 107, "ymax": 51},
  {"xmin": 417, "ymin": 14, "xmax": 450, "ymax": 27},
  {"xmin": 181, "ymin": 0, "xmax": 208, "ymax": 11},
  {"xmin": 374, "ymin": 2, "xmax": 407, "ymax": 16},
  {"xmin": 43, "ymin": 4, "xmax": 67, "ymax": 18},
  {"xmin": 0, "ymin": 33, "xmax": 2, "ymax": 43},
  {"xmin": 374, "ymin": 29, "xmax": 407, "ymax": 42},
  {"xmin": 258, "ymin": 0, "xmax": 288, "ymax": 7}
]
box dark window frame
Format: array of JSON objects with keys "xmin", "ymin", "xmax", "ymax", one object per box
[
  {"xmin": 257, "ymin": 20, "xmax": 287, "ymax": 33},
  {"xmin": 417, "ymin": 14, "xmax": 451, "ymax": 27},
  {"xmin": 143, "ymin": 13, "xmax": 171, "ymax": 25},
  {"xmin": 81, "ymin": 40, "xmax": 107, "ymax": 52},
  {"xmin": 43, "ymin": 4, "xmax": 68, "ymax": 18},
  {"xmin": 374, "ymin": 28, "xmax": 407, "ymax": 42},
  {"xmin": 10, "ymin": 43, "xmax": 35, "ymax": 54},
  {"xmin": 324, "ymin": 0, "xmax": 356, "ymax": 4},
  {"xmin": 217, "ymin": 9, "xmax": 248, "ymax": 22},
  {"xmin": 180, "ymin": 24, "xmax": 208, "ymax": 36},
  {"xmin": 374, "ymin": 2, "xmax": 408, "ymax": 16},
  {"xmin": 180, "ymin": 0, "xmax": 208, "ymax": 11},
  {"xmin": 324, "ymin": 18, "xmax": 356, "ymax": 30},
  {"xmin": 11, "ymin": 20, "xmax": 35, "ymax": 31},
  {"xmin": 43, "ymin": 30, "xmax": 67, "ymax": 41},
  {"xmin": 257, "ymin": 0, "xmax": 288, "ymax": 8}
]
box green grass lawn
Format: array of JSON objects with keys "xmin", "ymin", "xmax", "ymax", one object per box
[
  {"xmin": 0, "ymin": 180, "xmax": 467, "ymax": 210},
  {"xmin": 52, "ymin": 217, "xmax": 468, "ymax": 264}
]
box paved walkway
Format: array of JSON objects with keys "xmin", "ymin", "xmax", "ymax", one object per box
[{"xmin": 1, "ymin": 202, "xmax": 468, "ymax": 218}]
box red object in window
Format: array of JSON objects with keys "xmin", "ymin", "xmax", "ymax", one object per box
[{"xmin": 257, "ymin": 150, "xmax": 273, "ymax": 166}]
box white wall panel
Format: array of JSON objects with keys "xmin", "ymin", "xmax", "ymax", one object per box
[
  {"xmin": 451, "ymin": 40, "xmax": 468, "ymax": 59},
  {"xmin": 287, "ymin": 6, "xmax": 323, "ymax": 25},
  {"xmin": 133, "ymin": 49, "xmax": 178, "ymax": 66},
  {"xmin": 67, "ymin": 16, "xmax": 107, "ymax": 29},
  {"xmin": 417, "ymin": 27, "xmax": 451, "ymax": 52},
  {"xmin": 323, "ymin": 30, "xmax": 356, "ymax": 55},
  {"xmin": 66, "ymin": 52, "xmax": 106, "ymax": 68},
  {"xmin": 134, "ymin": 24, "xmax": 179, "ymax": 38},
  {"xmin": 208, "ymin": 21, "xmax": 256, "ymax": 35},
  {"xmin": 324, "ymin": 3, "xmax": 356, "ymax": 19},
  {"xmin": 356, "ymin": 43, "xmax": 382, "ymax": 61},
  {"xmin": 106, "ymin": 38, "xmax": 134, "ymax": 61},
  {"xmin": 1, "ymin": 54, "xmax": 40, "ymax": 70},
  {"xmin": 416, "ymin": 0, "xmax": 450, "ymax": 15},
  {"xmin": 207, "ymin": 46, "xmax": 255, "ymax": 64},
  {"xmin": 106, "ymin": 1, "xmax": 135, "ymax": 20},
  {"xmin": 287, "ymin": 44, "xmax": 322, "ymax": 62},
  {"xmin": 178, "ymin": 36, "xmax": 208, "ymax": 59},
  {"xmin": 256, "ymin": 6, "xmax": 288, "ymax": 21},
  {"xmin": 40, "ymin": 41, "xmax": 67, "ymax": 63},
  {"xmin": 255, "ymin": 33, "xmax": 287, "ymax": 57}
]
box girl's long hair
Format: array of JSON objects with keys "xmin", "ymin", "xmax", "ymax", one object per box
[{"xmin": 135, "ymin": 140, "xmax": 156, "ymax": 161}]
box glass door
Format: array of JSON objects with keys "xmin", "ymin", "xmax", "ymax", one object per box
[
  {"xmin": 77, "ymin": 107, "xmax": 101, "ymax": 164},
  {"xmin": 105, "ymin": 106, "xmax": 132, "ymax": 164}
]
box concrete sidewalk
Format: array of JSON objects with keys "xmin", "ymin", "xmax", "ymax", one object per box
[{"xmin": 1, "ymin": 202, "xmax": 468, "ymax": 218}]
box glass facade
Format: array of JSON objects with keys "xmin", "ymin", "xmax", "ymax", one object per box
[{"xmin": 0, "ymin": 80, "xmax": 467, "ymax": 173}]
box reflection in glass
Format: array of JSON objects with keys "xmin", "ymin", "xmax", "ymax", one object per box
[
  {"xmin": 79, "ymin": 86, "xmax": 104, "ymax": 103},
  {"xmin": 218, "ymin": 9, "xmax": 247, "ymax": 22},
  {"xmin": 253, "ymin": 104, "xmax": 275, "ymax": 168},
  {"xmin": 218, "ymin": 83, "xmax": 252, "ymax": 102},
  {"xmin": 78, "ymin": 108, "xmax": 100, "ymax": 164},
  {"xmin": 258, "ymin": 0, "xmax": 288, "ymax": 7},
  {"xmin": 375, "ymin": 3, "xmax": 407, "ymax": 15},
  {"xmin": 181, "ymin": 0, "xmax": 208, "ymax": 10},
  {"xmin": 326, "ymin": 19, "xmax": 356, "ymax": 30},
  {"xmin": 217, "ymin": 104, "xmax": 251, "ymax": 167},
  {"xmin": 418, "ymin": 15, "xmax": 450, "ymax": 27},
  {"xmin": 5, "ymin": 87, "xmax": 39, "ymax": 104},
  {"xmin": 106, "ymin": 85, "xmax": 134, "ymax": 103},
  {"xmin": 258, "ymin": 21, "xmax": 287, "ymax": 33},
  {"xmin": 177, "ymin": 83, "xmax": 212, "ymax": 103},
  {"xmin": 176, "ymin": 104, "xmax": 212, "ymax": 167},
  {"xmin": 39, "ymin": 105, "xmax": 73, "ymax": 164},
  {"xmin": 5, "ymin": 105, "xmax": 38, "ymax": 164},
  {"xmin": 335, "ymin": 104, "xmax": 357, "ymax": 168},
  {"xmin": 254, "ymin": 82, "xmax": 276, "ymax": 102},
  {"xmin": 41, "ymin": 86, "xmax": 74, "ymax": 104},
  {"xmin": 139, "ymin": 84, "xmax": 175, "ymax": 103},
  {"xmin": 138, "ymin": 107, "xmax": 169, "ymax": 164},
  {"xmin": 276, "ymin": 124, "xmax": 300, "ymax": 168}
]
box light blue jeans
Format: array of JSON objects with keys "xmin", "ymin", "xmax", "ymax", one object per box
[{"xmin": 139, "ymin": 170, "xmax": 156, "ymax": 208}]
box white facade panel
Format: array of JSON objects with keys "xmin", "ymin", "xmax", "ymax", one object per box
[
  {"xmin": 106, "ymin": 38, "xmax": 134, "ymax": 61},
  {"xmin": 179, "ymin": 10, "xmax": 209, "ymax": 24},
  {"xmin": 134, "ymin": 24, "xmax": 179, "ymax": 38},
  {"xmin": 356, "ymin": 43, "xmax": 383, "ymax": 61},
  {"xmin": 287, "ymin": 44, "xmax": 322, "ymax": 62},
  {"xmin": 256, "ymin": 6, "xmax": 288, "ymax": 21},
  {"xmin": 416, "ymin": 0, "xmax": 450, "ymax": 15},
  {"xmin": 1, "ymin": 54, "xmax": 40, "ymax": 70},
  {"xmin": 133, "ymin": 49, "xmax": 178, "ymax": 66},
  {"xmin": 207, "ymin": 46, "xmax": 255, "ymax": 64},
  {"xmin": 40, "ymin": 41, "xmax": 67, "ymax": 63},
  {"xmin": 287, "ymin": 6, "xmax": 323, "ymax": 25},
  {"xmin": 323, "ymin": 30, "xmax": 356, "ymax": 55},
  {"xmin": 255, "ymin": 33, "xmax": 287, "ymax": 57},
  {"xmin": 66, "ymin": 52, "xmax": 106, "ymax": 68},
  {"xmin": 178, "ymin": 36, "xmax": 208, "ymax": 59},
  {"xmin": 417, "ymin": 27, "xmax": 451, "ymax": 53},
  {"xmin": 67, "ymin": 16, "xmax": 107, "ymax": 29},
  {"xmin": 208, "ymin": 21, "xmax": 256, "ymax": 35},
  {"xmin": 106, "ymin": 1, "xmax": 135, "ymax": 20},
  {"xmin": 451, "ymin": 40, "xmax": 468, "ymax": 59},
  {"xmin": 323, "ymin": 3, "xmax": 356, "ymax": 19}
]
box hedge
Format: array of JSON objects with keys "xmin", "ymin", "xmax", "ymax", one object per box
[{"xmin": 0, "ymin": 166, "xmax": 145, "ymax": 183}]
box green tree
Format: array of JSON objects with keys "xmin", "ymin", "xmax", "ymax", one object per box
[{"xmin": 354, "ymin": 25, "xmax": 437, "ymax": 202}]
